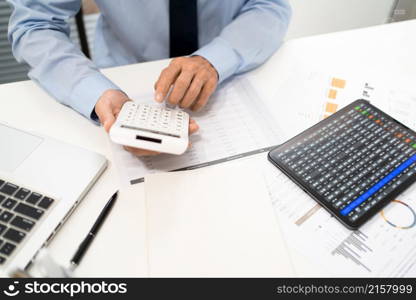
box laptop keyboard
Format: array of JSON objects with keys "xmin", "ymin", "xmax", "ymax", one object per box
[
  {"xmin": 274, "ymin": 101, "xmax": 416, "ymax": 224},
  {"xmin": 0, "ymin": 179, "xmax": 55, "ymax": 265}
]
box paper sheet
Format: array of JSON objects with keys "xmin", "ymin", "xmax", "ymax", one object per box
[
  {"xmin": 264, "ymin": 70, "xmax": 416, "ymax": 277},
  {"xmin": 111, "ymin": 78, "xmax": 283, "ymax": 186},
  {"xmin": 267, "ymin": 69, "xmax": 416, "ymax": 139},
  {"xmin": 144, "ymin": 162, "xmax": 295, "ymax": 277}
]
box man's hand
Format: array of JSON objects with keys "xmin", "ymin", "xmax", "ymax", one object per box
[
  {"xmin": 95, "ymin": 89, "xmax": 130, "ymax": 132},
  {"xmin": 94, "ymin": 89, "xmax": 199, "ymax": 156},
  {"xmin": 154, "ymin": 56, "xmax": 218, "ymax": 111}
]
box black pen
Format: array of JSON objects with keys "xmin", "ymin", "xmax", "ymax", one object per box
[{"xmin": 69, "ymin": 191, "xmax": 118, "ymax": 270}]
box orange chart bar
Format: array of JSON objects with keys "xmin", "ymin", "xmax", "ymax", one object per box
[
  {"xmin": 331, "ymin": 78, "xmax": 346, "ymax": 89},
  {"xmin": 328, "ymin": 89, "xmax": 337, "ymax": 99},
  {"xmin": 325, "ymin": 102, "xmax": 338, "ymax": 114}
]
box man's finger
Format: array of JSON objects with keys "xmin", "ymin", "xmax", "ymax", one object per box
[
  {"xmin": 154, "ymin": 63, "xmax": 181, "ymax": 102},
  {"xmin": 167, "ymin": 71, "xmax": 194, "ymax": 106},
  {"xmin": 189, "ymin": 119, "xmax": 199, "ymax": 134},
  {"xmin": 99, "ymin": 109, "xmax": 116, "ymax": 133},
  {"xmin": 180, "ymin": 71, "xmax": 207, "ymax": 109},
  {"xmin": 191, "ymin": 78, "xmax": 217, "ymax": 111},
  {"xmin": 113, "ymin": 99, "xmax": 131, "ymax": 119}
]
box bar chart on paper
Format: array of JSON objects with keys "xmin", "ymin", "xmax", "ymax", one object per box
[
  {"xmin": 331, "ymin": 191, "xmax": 416, "ymax": 277},
  {"xmin": 270, "ymin": 70, "xmax": 383, "ymax": 138},
  {"xmin": 111, "ymin": 78, "xmax": 284, "ymax": 186}
]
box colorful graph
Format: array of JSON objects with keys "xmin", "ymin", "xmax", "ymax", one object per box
[{"xmin": 380, "ymin": 200, "xmax": 416, "ymax": 229}]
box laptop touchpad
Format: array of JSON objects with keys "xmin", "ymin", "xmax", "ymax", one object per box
[{"xmin": 0, "ymin": 124, "xmax": 43, "ymax": 173}]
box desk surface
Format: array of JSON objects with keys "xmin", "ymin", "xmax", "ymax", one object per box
[{"xmin": 0, "ymin": 20, "xmax": 415, "ymax": 277}]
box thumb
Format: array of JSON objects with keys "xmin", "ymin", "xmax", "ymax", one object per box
[
  {"xmin": 95, "ymin": 89, "xmax": 130, "ymax": 133},
  {"xmin": 189, "ymin": 119, "xmax": 199, "ymax": 135},
  {"xmin": 100, "ymin": 109, "xmax": 116, "ymax": 133},
  {"xmin": 103, "ymin": 115, "xmax": 115, "ymax": 133}
]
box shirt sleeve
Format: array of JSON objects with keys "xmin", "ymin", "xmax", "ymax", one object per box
[
  {"xmin": 193, "ymin": 0, "xmax": 292, "ymax": 83},
  {"xmin": 7, "ymin": 0, "xmax": 120, "ymax": 121}
]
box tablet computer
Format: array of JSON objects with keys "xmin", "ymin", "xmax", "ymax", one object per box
[{"xmin": 268, "ymin": 99, "xmax": 416, "ymax": 229}]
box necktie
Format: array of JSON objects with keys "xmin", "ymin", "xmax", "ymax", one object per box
[{"xmin": 169, "ymin": 0, "xmax": 199, "ymax": 57}]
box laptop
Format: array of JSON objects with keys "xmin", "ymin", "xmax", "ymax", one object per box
[{"xmin": 0, "ymin": 123, "xmax": 107, "ymax": 275}]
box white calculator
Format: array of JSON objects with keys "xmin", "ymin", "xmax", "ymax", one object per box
[{"xmin": 110, "ymin": 102, "xmax": 190, "ymax": 155}]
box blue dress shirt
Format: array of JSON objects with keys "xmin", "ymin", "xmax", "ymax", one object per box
[{"xmin": 7, "ymin": 0, "xmax": 291, "ymax": 120}]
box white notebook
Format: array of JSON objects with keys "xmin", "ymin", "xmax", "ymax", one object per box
[{"xmin": 145, "ymin": 161, "xmax": 295, "ymax": 277}]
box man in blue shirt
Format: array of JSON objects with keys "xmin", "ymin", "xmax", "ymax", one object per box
[{"xmin": 8, "ymin": 0, "xmax": 291, "ymax": 156}]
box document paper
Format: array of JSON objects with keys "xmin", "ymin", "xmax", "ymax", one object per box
[{"xmin": 145, "ymin": 162, "xmax": 295, "ymax": 277}]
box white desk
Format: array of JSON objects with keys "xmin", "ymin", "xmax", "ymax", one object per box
[{"xmin": 0, "ymin": 19, "xmax": 415, "ymax": 277}]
